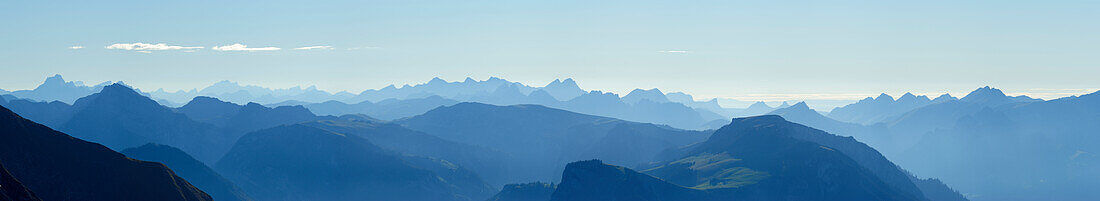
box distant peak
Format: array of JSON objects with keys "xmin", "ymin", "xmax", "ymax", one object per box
[
  {"xmin": 95, "ymin": 83, "xmax": 142, "ymax": 98},
  {"xmin": 875, "ymin": 93, "xmax": 894, "ymax": 101},
  {"xmin": 962, "ymin": 86, "xmax": 1008, "ymax": 102},
  {"xmin": 463, "ymin": 77, "xmax": 476, "ymax": 83},
  {"xmin": 932, "ymin": 93, "xmax": 957, "ymax": 102},
  {"xmin": 790, "ymin": 101, "xmax": 810, "ymax": 110},
  {"xmin": 748, "ymin": 101, "xmax": 771, "ymax": 108},
  {"xmin": 428, "ymin": 77, "xmax": 446, "ymax": 84},
  {"xmin": 102, "ymin": 82, "xmax": 133, "ymax": 90},
  {"xmin": 561, "ymin": 78, "xmax": 577, "ymax": 85},
  {"xmin": 46, "ymin": 74, "xmax": 65, "ymax": 82}
]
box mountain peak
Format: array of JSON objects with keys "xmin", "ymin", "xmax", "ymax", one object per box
[
  {"xmin": 100, "ymin": 83, "xmax": 140, "ymax": 95},
  {"xmin": 961, "ymin": 86, "xmax": 1009, "ymax": 104},
  {"xmin": 561, "ymin": 78, "xmax": 577, "ymax": 85},
  {"xmin": 932, "ymin": 93, "xmax": 957, "ymax": 102},
  {"xmin": 899, "ymin": 92, "xmax": 916, "ymax": 99},
  {"xmin": 622, "ymin": 88, "xmax": 669, "ymax": 104},
  {"xmin": 428, "ymin": 77, "xmax": 447, "ymax": 84},
  {"xmin": 790, "ymin": 101, "xmax": 811, "ymax": 110},
  {"xmin": 875, "ymin": 93, "xmax": 894, "ymax": 101},
  {"xmin": 44, "ymin": 74, "xmax": 65, "ymax": 83},
  {"xmin": 748, "ymin": 101, "xmax": 771, "ymax": 108}
]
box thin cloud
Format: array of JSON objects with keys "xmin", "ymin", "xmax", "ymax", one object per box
[
  {"xmin": 347, "ymin": 46, "xmax": 381, "ymax": 50},
  {"xmin": 657, "ymin": 50, "xmax": 690, "ymax": 53},
  {"xmin": 106, "ymin": 43, "xmax": 203, "ymax": 51},
  {"xmin": 213, "ymin": 43, "xmax": 281, "ymax": 51},
  {"xmin": 294, "ymin": 45, "xmax": 334, "ymax": 50},
  {"xmin": 69, "ymin": 46, "xmax": 84, "ymax": 50}
]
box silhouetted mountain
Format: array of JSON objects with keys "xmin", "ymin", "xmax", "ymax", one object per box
[
  {"xmin": 223, "ymin": 103, "xmax": 319, "ymax": 134},
  {"xmin": 301, "ymin": 118, "xmax": 511, "ymax": 186},
  {"xmin": 829, "ymin": 93, "xmax": 933, "ymax": 125},
  {"xmin": 0, "ymin": 98, "xmax": 72, "ymax": 128},
  {"xmin": 667, "ymin": 92, "xmax": 730, "ymax": 118},
  {"xmin": 891, "ymin": 90, "xmax": 1100, "ymax": 201},
  {"xmin": 0, "ymin": 163, "xmax": 40, "ymax": 201},
  {"xmin": 151, "ymin": 80, "xmax": 354, "ymax": 105},
  {"xmin": 122, "ymin": 144, "xmax": 253, "ymax": 201},
  {"xmin": 177, "ymin": 96, "xmax": 242, "ymax": 126},
  {"xmin": 0, "ymin": 105, "xmax": 211, "ymax": 201},
  {"xmin": 621, "ymin": 88, "xmax": 670, "ymax": 104},
  {"xmin": 643, "ymin": 115, "xmax": 929, "ymax": 200},
  {"xmin": 59, "ymin": 84, "xmax": 229, "ymax": 162},
  {"xmin": 542, "ymin": 78, "xmax": 585, "ymax": 101},
  {"xmin": 7, "ymin": 74, "xmax": 109, "ymax": 104},
  {"xmin": 175, "ymin": 96, "xmax": 328, "ymax": 160},
  {"xmin": 959, "ymin": 86, "xmax": 1040, "ymax": 106},
  {"xmin": 215, "ymin": 124, "xmax": 485, "ymax": 201},
  {"xmin": 872, "ymin": 86, "xmax": 1048, "ymax": 154},
  {"xmin": 732, "ymin": 101, "xmax": 777, "ymax": 117},
  {"xmin": 347, "ymin": 77, "xmax": 538, "ymax": 104},
  {"xmin": 550, "ymin": 160, "xmax": 714, "ymax": 201},
  {"xmin": 295, "ymin": 96, "xmax": 460, "ymax": 120},
  {"xmin": 152, "ymin": 77, "xmax": 727, "ymax": 129},
  {"xmin": 931, "ymin": 94, "xmax": 958, "ymax": 103},
  {"xmin": 397, "ymin": 102, "xmax": 710, "ymax": 183},
  {"xmin": 486, "ymin": 182, "xmax": 556, "ymax": 201}
]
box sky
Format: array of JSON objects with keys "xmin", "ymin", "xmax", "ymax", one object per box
[{"xmin": 2, "ymin": 0, "xmax": 1098, "ymax": 105}]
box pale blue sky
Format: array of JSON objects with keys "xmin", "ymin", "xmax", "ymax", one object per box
[{"xmin": 2, "ymin": 0, "xmax": 1098, "ymax": 101}]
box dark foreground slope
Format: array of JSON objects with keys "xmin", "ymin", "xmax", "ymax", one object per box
[
  {"xmin": 0, "ymin": 163, "xmax": 40, "ymax": 201},
  {"xmin": 122, "ymin": 143, "xmax": 253, "ymax": 201},
  {"xmin": 0, "ymin": 105, "xmax": 211, "ymax": 201},
  {"xmin": 215, "ymin": 124, "xmax": 489, "ymax": 201}
]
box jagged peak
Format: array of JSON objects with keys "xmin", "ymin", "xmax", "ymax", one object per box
[
  {"xmin": 562, "ymin": 78, "xmax": 577, "ymax": 84},
  {"xmin": 213, "ymin": 80, "xmax": 237, "ymax": 85},
  {"xmin": 962, "ymin": 86, "xmax": 1008, "ymax": 102},
  {"xmin": 463, "ymin": 77, "xmax": 476, "ymax": 83},
  {"xmin": 44, "ymin": 74, "xmax": 65, "ymax": 83},
  {"xmin": 100, "ymin": 83, "xmax": 139, "ymax": 94}
]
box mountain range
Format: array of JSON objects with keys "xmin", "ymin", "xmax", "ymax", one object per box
[
  {"xmin": 3, "ymin": 75, "xmax": 784, "ymax": 129},
  {"xmin": 10, "ymin": 75, "xmax": 1096, "ymax": 200},
  {"xmin": 395, "ymin": 102, "xmax": 712, "ymax": 184}
]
